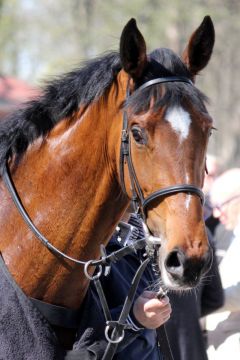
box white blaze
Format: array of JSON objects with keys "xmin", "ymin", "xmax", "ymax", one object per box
[
  {"xmin": 166, "ymin": 107, "xmax": 192, "ymax": 210},
  {"xmin": 185, "ymin": 194, "xmax": 191, "ymax": 210},
  {"xmin": 165, "ymin": 106, "xmax": 191, "ymax": 142}
]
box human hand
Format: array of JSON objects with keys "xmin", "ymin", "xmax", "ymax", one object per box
[{"xmin": 133, "ymin": 291, "xmax": 171, "ymax": 329}]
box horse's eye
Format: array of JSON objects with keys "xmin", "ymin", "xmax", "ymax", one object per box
[
  {"xmin": 131, "ymin": 126, "xmax": 146, "ymax": 145},
  {"xmin": 209, "ymin": 126, "xmax": 216, "ymax": 137}
]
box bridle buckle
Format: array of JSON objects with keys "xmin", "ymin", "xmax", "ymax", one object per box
[
  {"xmin": 141, "ymin": 220, "xmax": 162, "ymax": 245},
  {"xmin": 121, "ymin": 129, "xmax": 128, "ymax": 142}
]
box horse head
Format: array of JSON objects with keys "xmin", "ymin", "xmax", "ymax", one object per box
[{"xmin": 118, "ymin": 17, "xmax": 215, "ymax": 290}]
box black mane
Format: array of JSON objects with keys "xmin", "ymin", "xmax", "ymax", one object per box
[
  {"xmin": 0, "ymin": 48, "xmax": 207, "ymax": 173},
  {"xmin": 0, "ymin": 52, "xmax": 121, "ymax": 171}
]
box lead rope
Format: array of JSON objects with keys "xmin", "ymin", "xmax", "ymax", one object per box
[{"xmin": 2, "ymin": 161, "xmax": 147, "ymax": 267}]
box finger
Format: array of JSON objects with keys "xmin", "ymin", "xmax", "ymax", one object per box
[
  {"xmin": 161, "ymin": 314, "xmax": 171, "ymax": 324},
  {"xmin": 146, "ymin": 304, "xmax": 172, "ymax": 318},
  {"xmin": 140, "ymin": 292, "xmax": 170, "ymax": 309},
  {"xmin": 156, "ymin": 303, "xmax": 172, "ymax": 315},
  {"xmin": 160, "ymin": 310, "xmax": 171, "ymax": 321},
  {"xmin": 141, "ymin": 291, "xmax": 159, "ymax": 299},
  {"xmin": 159, "ymin": 307, "xmax": 172, "ymax": 317},
  {"xmin": 158, "ymin": 296, "xmax": 170, "ymax": 305},
  {"xmin": 150, "ymin": 312, "xmax": 171, "ymax": 328},
  {"xmin": 157, "ymin": 301, "xmax": 171, "ymax": 311},
  {"xmin": 143, "ymin": 298, "xmax": 170, "ymax": 312},
  {"xmin": 141, "ymin": 292, "xmax": 170, "ymax": 304},
  {"xmin": 164, "ymin": 311, "xmax": 171, "ymax": 320}
]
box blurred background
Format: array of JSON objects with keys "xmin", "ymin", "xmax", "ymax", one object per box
[{"xmin": 0, "ymin": 0, "xmax": 239, "ymax": 169}]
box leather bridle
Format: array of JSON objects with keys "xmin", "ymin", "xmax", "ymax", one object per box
[{"xmin": 120, "ymin": 76, "xmax": 205, "ymax": 218}]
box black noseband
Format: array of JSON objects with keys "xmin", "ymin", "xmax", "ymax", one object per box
[
  {"xmin": 119, "ymin": 76, "xmax": 204, "ymax": 214},
  {"xmin": 142, "ymin": 184, "xmax": 204, "ymax": 212}
]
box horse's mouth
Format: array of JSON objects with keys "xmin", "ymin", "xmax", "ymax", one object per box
[
  {"xmin": 146, "ymin": 227, "xmax": 211, "ymax": 291},
  {"xmin": 160, "ymin": 263, "xmax": 201, "ymax": 290},
  {"xmin": 156, "ymin": 243, "xmax": 211, "ymax": 291}
]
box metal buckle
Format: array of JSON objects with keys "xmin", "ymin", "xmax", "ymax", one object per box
[{"xmin": 121, "ymin": 129, "xmax": 128, "ymax": 142}]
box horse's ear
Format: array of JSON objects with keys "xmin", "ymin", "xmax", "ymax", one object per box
[
  {"xmin": 182, "ymin": 16, "xmax": 215, "ymax": 78},
  {"xmin": 120, "ymin": 18, "xmax": 147, "ymax": 80}
]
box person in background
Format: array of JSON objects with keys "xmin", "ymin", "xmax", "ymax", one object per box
[
  {"xmin": 203, "ymin": 154, "xmax": 221, "ymax": 235},
  {"xmin": 206, "ymin": 168, "xmax": 240, "ymax": 360},
  {"xmin": 203, "ymin": 154, "xmax": 221, "ymax": 195}
]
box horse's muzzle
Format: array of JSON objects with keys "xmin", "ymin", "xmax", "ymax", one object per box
[{"xmin": 164, "ymin": 246, "xmax": 213, "ymax": 288}]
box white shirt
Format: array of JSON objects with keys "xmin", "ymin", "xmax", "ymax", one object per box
[
  {"xmin": 219, "ymin": 224, "xmax": 240, "ymax": 311},
  {"xmin": 206, "ymin": 223, "xmax": 240, "ymax": 360}
]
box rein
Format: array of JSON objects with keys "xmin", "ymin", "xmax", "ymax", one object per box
[{"xmin": 2, "ymin": 161, "xmax": 147, "ymax": 268}]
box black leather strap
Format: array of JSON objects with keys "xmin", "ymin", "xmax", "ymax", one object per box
[
  {"xmin": 102, "ymin": 258, "xmax": 150, "ymax": 360},
  {"xmin": 156, "ymin": 325, "xmax": 174, "ymax": 360},
  {"xmin": 142, "ymin": 184, "xmax": 205, "ymax": 211},
  {"xmin": 2, "ymin": 161, "xmax": 147, "ymax": 267},
  {"xmin": 137, "ymin": 76, "xmax": 193, "ymax": 92}
]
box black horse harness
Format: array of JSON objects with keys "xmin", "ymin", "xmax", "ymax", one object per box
[{"xmin": 1, "ymin": 75, "xmax": 205, "ymax": 360}]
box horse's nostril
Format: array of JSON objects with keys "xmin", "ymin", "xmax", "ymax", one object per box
[
  {"xmin": 164, "ymin": 248, "xmax": 211, "ymax": 287},
  {"xmin": 165, "ymin": 250, "xmax": 185, "ymax": 278},
  {"xmin": 165, "ymin": 250, "xmax": 181, "ymax": 268}
]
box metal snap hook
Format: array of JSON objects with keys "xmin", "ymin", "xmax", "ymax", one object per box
[{"xmin": 84, "ymin": 260, "xmax": 103, "ymax": 280}]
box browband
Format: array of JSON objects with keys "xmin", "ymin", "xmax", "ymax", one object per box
[{"xmin": 137, "ymin": 76, "xmax": 193, "ymax": 92}]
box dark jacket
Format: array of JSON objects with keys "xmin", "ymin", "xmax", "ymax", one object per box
[{"xmin": 65, "ymin": 237, "xmax": 163, "ymax": 360}]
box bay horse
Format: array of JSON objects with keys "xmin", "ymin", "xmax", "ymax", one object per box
[{"xmin": 0, "ymin": 16, "xmax": 214, "ymax": 350}]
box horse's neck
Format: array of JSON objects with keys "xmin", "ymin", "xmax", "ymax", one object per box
[{"xmin": 0, "ymin": 74, "xmax": 129, "ymax": 308}]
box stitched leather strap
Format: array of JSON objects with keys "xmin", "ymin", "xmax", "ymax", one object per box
[
  {"xmin": 142, "ymin": 184, "xmax": 205, "ymax": 211},
  {"xmin": 137, "ymin": 76, "xmax": 193, "ymax": 92}
]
